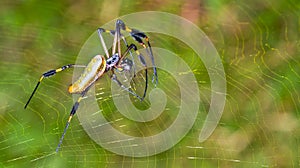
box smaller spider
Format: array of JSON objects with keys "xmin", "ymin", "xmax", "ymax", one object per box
[{"xmin": 24, "ymin": 19, "xmax": 158, "ymax": 152}]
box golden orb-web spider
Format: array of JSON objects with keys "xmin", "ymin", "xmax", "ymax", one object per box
[{"xmin": 24, "ymin": 19, "xmax": 158, "ymax": 152}]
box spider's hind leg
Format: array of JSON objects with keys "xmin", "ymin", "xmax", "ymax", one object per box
[{"xmin": 24, "ymin": 64, "xmax": 85, "ymax": 109}]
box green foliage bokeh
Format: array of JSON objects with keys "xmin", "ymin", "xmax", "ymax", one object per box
[{"xmin": 0, "ymin": 0, "xmax": 299, "ymax": 167}]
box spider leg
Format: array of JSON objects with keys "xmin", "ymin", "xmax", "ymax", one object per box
[
  {"xmin": 55, "ymin": 86, "xmax": 90, "ymax": 152},
  {"xmin": 111, "ymin": 73, "xmax": 144, "ymax": 101},
  {"xmin": 133, "ymin": 47, "xmax": 148, "ymax": 99},
  {"xmin": 24, "ymin": 64, "xmax": 86, "ymax": 109},
  {"xmin": 97, "ymin": 27, "xmax": 136, "ymax": 76},
  {"xmin": 106, "ymin": 21, "xmax": 137, "ymax": 75},
  {"xmin": 115, "ymin": 43, "xmax": 148, "ymax": 100},
  {"xmin": 108, "ymin": 20, "xmax": 122, "ymax": 56},
  {"xmin": 97, "ymin": 23, "xmax": 119, "ymax": 57},
  {"xmin": 97, "ymin": 28, "xmax": 110, "ymax": 58},
  {"xmin": 117, "ymin": 19, "xmax": 158, "ymax": 86},
  {"xmin": 118, "ymin": 32, "xmax": 136, "ymax": 77}
]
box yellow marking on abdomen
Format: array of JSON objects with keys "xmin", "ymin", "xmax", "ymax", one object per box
[{"xmin": 68, "ymin": 55, "xmax": 106, "ymax": 94}]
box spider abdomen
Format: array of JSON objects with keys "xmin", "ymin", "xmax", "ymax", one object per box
[{"xmin": 68, "ymin": 55, "xmax": 106, "ymax": 94}]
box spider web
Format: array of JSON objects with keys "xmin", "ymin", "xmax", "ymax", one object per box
[{"xmin": 0, "ymin": 0, "xmax": 300, "ymax": 167}]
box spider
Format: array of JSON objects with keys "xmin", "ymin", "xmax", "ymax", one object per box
[{"xmin": 24, "ymin": 19, "xmax": 158, "ymax": 152}]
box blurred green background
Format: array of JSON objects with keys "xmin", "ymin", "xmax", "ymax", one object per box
[{"xmin": 0, "ymin": 0, "xmax": 299, "ymax": 167}]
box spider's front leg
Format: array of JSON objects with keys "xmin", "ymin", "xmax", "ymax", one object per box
[
  {"xmin": 110, "ymin": 43, "xmax": 148, "ymax": 101},
  {"xmin": 117, "ymin": 43, "xmax": 148, "ymax": 99},
  {"xmin": 97, "ymin": 27, "xmax": 137, "ymax": 76},
  {"xmin": 116, "ymin": 19, "xmax": 158, "ymax": 86}
]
